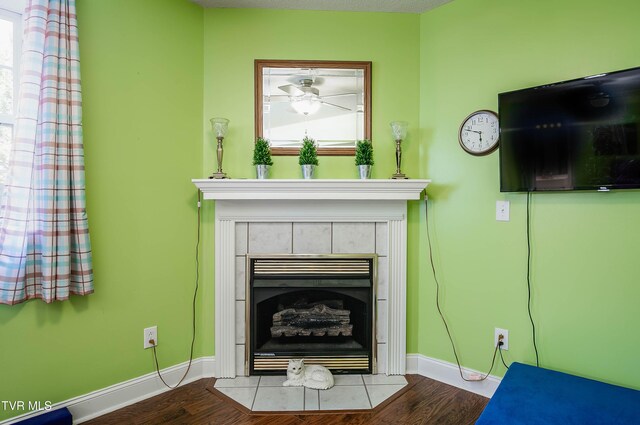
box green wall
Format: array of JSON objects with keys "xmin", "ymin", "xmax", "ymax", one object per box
[
  {"xmin": 0, "ymin": 0, "xmax": 203, "ymax": 420},
  {"xmin": 201, "ymin": 8, "xmax": 423, "ymax": 352},
  {"xmin": 202, "ymin": 8, "xmax": 421, "ymax": 180},
  {"xmin": 419, "ymin": 0, "xmax": 640, "ymax": 389}
]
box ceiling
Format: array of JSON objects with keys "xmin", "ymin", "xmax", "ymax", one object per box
[{"xmin": 192, "ymin": 0, "xmax": 453, "ymax": 14}]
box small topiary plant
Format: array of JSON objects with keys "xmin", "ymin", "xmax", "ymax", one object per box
[
  {"xmin": 298, "ymin": 136, "xmax": 319, "ymax": 166},
  {"xmin": 355, "ymin": 140, "xmax": 374, "ymax": 166},
  {"xmin": 253, "ymin": 137, "xmax": 273, "ymax": 166}
]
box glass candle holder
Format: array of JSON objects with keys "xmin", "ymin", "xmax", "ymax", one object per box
[
  {"xmin": 390, "ymin": 121, "xmax": 409, "ymax": 179},
  {"xmin": 209, "ymin": 117, "xmax": 230, "ymax": 179}
]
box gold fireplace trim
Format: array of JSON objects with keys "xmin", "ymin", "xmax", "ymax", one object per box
[
  {"xmin": 253, "ymin": 356, "xmax": 370, "ymax": 371},
  {"xmin": 246, "ymin": 254, "xmax": 378, "ymax": 376},
  {"xmin": 253, "ymin": 258, "xmax": 371, "ymax": 275}
]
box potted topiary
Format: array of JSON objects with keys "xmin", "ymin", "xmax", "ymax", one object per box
[
  {"xmin": 355, "ymin": 139, "xmax": 374, "ymax": 179},
  {"xmin": 253, "ymin": 137, "xmax": 273, "ymax": 179},
  {"xmin": 298, "ymin": 136, "xmax": 319, "ymax": 179}
]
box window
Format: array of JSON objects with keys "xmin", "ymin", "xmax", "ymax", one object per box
[{"xmin": 0, "ymin": 7, "xmax": 21, "ymax": 187}]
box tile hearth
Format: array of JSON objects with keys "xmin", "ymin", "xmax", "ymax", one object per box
[{"xmin": 213, "ymin": 374, "xmax": 407, "ymax": 412}]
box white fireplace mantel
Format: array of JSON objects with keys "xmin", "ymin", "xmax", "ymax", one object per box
[
  {"xmin": 193, "ymin": 179, "xmax": 430, "ymax": 378},
  {"xmin": 192, "ymin": 179, "xmax": 430, "ymax": 201}
]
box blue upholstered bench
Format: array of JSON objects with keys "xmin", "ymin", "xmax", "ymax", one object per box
[
  {"xmin": 14, "ymin": 408, "xmax": 72, "ymax": 425},
  {"xmin": 476, "ymin": 362, "xmax": 640, "ymax": 425}
]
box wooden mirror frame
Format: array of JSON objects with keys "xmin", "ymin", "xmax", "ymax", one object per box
[{"xmin": 255, "ymin": 59, "xmax": 372, "ymax": 156}]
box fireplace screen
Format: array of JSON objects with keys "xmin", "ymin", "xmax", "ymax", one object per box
[{"xmin": 247, "ymin": 255, "xmax": 376, "ymax": 375}]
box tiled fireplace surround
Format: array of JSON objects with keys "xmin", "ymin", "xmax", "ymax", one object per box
[
  {"xmin": 236, "ymin": 221, "xmax": 387, "ymax": 376},
  {"xmin": 193, "ymin": 180, "xmax": 430, "ymax": 379}
]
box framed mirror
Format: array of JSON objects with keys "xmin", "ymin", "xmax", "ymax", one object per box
[{"xmin": 255, "ymin": 60, "xmax": 371, "ymax": 156}]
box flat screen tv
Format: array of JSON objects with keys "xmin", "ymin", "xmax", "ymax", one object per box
[{"xmin": 499, "ymin": 66, "xmax": 640, "ymax": 192}]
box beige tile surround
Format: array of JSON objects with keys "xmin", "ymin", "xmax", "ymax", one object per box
[{"xmin": 235, "ymin": 221, "xmax": 389, "ymax": 376}]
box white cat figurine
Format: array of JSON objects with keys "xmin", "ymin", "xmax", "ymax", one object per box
[{"xmin": 282, "ymin": 359, "xmax": 334, "ymax": 390}]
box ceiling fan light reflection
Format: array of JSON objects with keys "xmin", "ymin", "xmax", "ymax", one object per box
[{"xmin": 291, "ymin": 94, "xmax": 321, "ymax": 115}]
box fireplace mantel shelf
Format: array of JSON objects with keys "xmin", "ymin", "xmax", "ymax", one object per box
[{"xmin": 192, "ymin": 179, "xmax": 430, "ymax": 201}]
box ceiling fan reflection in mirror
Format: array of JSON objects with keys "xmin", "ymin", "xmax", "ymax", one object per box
[
  {"xmin": 255, "ymin": 60, "xmax": 371, "ymax": 155},
  {"xmin": 275, "ymin": 77, "xmax": 355, "ymax": 115}
]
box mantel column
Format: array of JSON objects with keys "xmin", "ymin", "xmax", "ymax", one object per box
[
  {"xmin": 386, "ymin": 217, "xmax": 407, "ymax": 375},
  {"xmin": 215, "ymin": 218, "xmax": 236, "ymax": 378}
]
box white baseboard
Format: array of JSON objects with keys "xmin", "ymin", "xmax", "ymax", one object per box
[
  {"xmin": 406, "ymin": 353, "xmax": 501, "ymax": 398},
  {"xmin": 2, "ymin": 353, "xmax": 499, "ymax": 424},
  {"xmin": 0, "ymin": 356, "xmax": 216, "ymax": 425}
]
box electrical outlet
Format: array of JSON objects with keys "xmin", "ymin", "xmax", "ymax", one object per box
[
  {"xmin": 496, "ymin": 200, "xmax": 510, "ymax": 221},
  {"xmin": 495, "ymin": 327, "xmax": 509, "ymax": 350},
  {"xmin": 144, "ymin": 326, "xmax": 157, "ymax": 349}
]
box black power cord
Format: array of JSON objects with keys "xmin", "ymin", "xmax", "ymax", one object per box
[
  {"xmin": 526, "ymin": 191, "xmax": 540, "ymax": 367},
  {"xmin": 498, "ymin": 343, "xmax": 510, "ymax": 370},
  {"xmin": 151, "ymin": 189, "xmax": 201, "ymax": 389},
  {"xmin": 425, "ymin": 197, "xmax": 500, "ymax": 382}
]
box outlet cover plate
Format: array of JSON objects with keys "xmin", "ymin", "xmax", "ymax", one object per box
[
  {"xmin": 144, "ymin": 326, "xmax": 157, "ymax": 349},
  {"xmin": 495, "ymin": 327, "xmax": 509, "ymax": 350}
]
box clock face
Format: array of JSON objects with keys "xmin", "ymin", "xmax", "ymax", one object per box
[{"xmin": 459, "ymin": 110, "xmax": 500, "ymax": 156}]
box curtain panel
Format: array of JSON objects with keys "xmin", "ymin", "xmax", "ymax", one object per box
[{"xmin": 0, "ymin": 0, "xmax": 93, "ymax": 305}]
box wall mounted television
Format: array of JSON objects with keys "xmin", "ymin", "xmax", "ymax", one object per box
[{"xmin": 499, "ymin": 66, "xmax": 640, "ymax": 192}]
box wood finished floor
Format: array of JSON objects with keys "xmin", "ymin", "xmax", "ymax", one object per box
[{"xmin": 85, "ymin": 375, "xmax": 488, "ymax": 425}]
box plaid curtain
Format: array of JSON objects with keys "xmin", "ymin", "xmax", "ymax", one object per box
[{"xmin": 0, "ymin": 0, "xmax": 93, "ymax": 304}]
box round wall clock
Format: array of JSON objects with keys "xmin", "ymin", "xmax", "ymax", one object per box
[{"xmin": 458, "ymin": 110, "xmax": 500, "ymax": 156}]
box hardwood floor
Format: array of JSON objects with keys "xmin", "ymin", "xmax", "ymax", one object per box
[{"xmin": 85, "ymin": 375, "xmax": 488, "ymax": 425}]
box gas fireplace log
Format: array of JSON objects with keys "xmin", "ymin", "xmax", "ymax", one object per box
[
  {"xmin": 270, "ymin": 324, "xmax": 353, "ymax": 337},
  {"xmin": 272, "ymin": 314, "xmax": 350, "ymax": 327},
  {"xmin": 271, "ymin": 304, "xmax": 352, "ymax": 337},
  {"xmin": 272, "ymin": 304, "xmax": 350, "ymax": 328}
]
